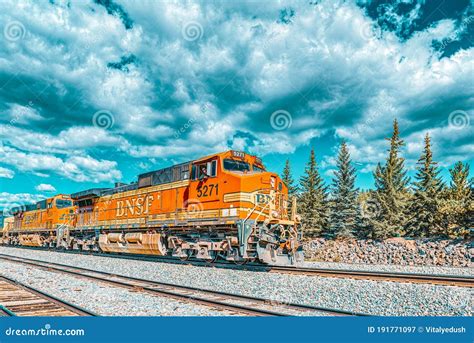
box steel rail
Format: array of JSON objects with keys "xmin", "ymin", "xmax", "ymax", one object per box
[
  {"xmin": 2, "ymin": 245, "xmax": 471, "ymax": 287},
  {"xmin": 268, "ymin": 266, "xmax": 474, "ymax": 288},
  {"xmin": 0, "ymin": 274, "xmax": 96, "ymax": 316},
  {"xmin": 0, "ymin": 253, "xmax": 365, "ymax": 317}
]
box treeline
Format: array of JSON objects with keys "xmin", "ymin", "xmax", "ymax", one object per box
[{"xmin": 282, "ymin": 120, "xmax": 473, "ymax": 240}]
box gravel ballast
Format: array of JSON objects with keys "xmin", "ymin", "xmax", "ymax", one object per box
[
  {"xmin": 0, "ymin": 247, "xmax": 471, "ymax": 316},
  {"xmin": 0, "ymin": 260, "xmax": 231, "ymax": 316}
]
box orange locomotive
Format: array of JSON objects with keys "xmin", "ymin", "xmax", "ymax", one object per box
[
  {"xmin": 3, "ymin": 195, "xmax": 76, "ymax": 247},
  {"xmin": 2, "ymin": 151, "xmax": 303, "ymax": 265}
]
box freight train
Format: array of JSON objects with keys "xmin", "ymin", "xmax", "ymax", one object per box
[{"xmin": 1, "ymin": 151, "xmax": 303, "ymax": 265}]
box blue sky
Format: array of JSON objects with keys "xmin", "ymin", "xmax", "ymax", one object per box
[{"xmin": 0, "ymin": 0, "xmax": 473, "ymax": 210}]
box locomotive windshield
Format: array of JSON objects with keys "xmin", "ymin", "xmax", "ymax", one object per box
[
  {"xmin": 253, "ymin": 165, "xmax": 265, "ymax": 172},
  {"xmin": 223, "ymin": 159, "xmax": 250, "ymax": 172},
  {"xmin": 56, "ymin": 199, "xmax": 73, "ymax": 208}
]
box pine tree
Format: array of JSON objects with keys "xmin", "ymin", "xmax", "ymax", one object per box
[
  {"xmin": 439, "ymin": 161, "xmax": 472, "ymax": 237},
  {"xmin": 329, "ymin": 141, "xmax": 359, "ymax": 239},
  {"xmin": 408, "ymin": 133, "xmax": 444, "ymax": 237},
  {"xmin": 282, "ymin": 159, "xmax": 298, "ymax": 196},
  {"xmin": 450, "ymin": 162, "xmax": 471, "ymax": 202},
  {"xmin": 281, "ymin": 159, "xmax": 298, "ymax": 216},
  {"xmin": 299, "ymin": 148, "xmax": 328, "ymax": 237},
  {"xmin": 368, "ymin": 119, "xmax": 410, "ymax": 239}
]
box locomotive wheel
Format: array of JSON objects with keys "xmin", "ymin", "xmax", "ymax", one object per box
[
  {"xmin": 205, "ymin": 251, "xmax": 219, "ymax": 264},
  {"xmin": 229, "ymin": 248, "xmax": 247, "ymax": 265},
  {"xmin": 233, "ymin": 259, "xmax": 247, "ymax": 266},
  {"xmin": 179, "ymin": 249, "xmax": 193, "ymax": 261}
]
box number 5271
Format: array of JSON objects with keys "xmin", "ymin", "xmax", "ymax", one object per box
[{"xmin": 197, "ymin": 184, "xmax": 219, "ymax": 197}]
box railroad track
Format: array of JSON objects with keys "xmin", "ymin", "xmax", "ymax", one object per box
[
  {"xmin": 269, "ymin": 266, "xmax": 474, "ymax": 288},
  {"xmin": 0, "ymin": 274, "xmax": 96, "ymax": 316},
  {"xmin": 2, "ymin": 245, "xmax": 472, "ymax": 288},
  {"xmin": 0, "ymin": 253, "xmax": 364, "ymax": 316}
]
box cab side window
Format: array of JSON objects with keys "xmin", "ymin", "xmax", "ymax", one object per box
[{"xmin": 192, "ymin": 160, "xmax": 217, "ymax": 180}]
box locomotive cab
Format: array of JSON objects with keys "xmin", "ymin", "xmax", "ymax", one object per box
[{"xmin": 188, "ymin": 151, "xmax": 303, "ymax": 265}]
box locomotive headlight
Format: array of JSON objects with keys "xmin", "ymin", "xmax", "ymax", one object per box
[
  {"xmin": 270, "ymin": 177, "xmax": 276, "ymax": 188},
  {"xmin": 271, "ymin": 210, "xmax": 279, "ymax": 218}
]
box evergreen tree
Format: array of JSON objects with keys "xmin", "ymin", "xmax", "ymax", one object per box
[
  {"xmin": 368, "ymin": 119, "xmax": 410, "ymax": 239},
  {"xmin": 408, "ymin": 133, "xmax": 444, "ymax": 237},
  {"xmin": 282, "ymin": 159, "xmax": 298, "ymax": 196},
  {"xmin": 281, "ymin": 159, "xmax": 298, "ymax": 216},
  {"xmin": 449, "ymin": 162, "xmax": 471, "ymax": 202},
  {"xmin": 299, "ymin": 148, "xmax": 328, "ymax": 237},
  {"xmin": 329, "ymin": 141, "xmax": 359, "ymax": 239},
  {"xmin": 439, "ymin": 161, "xmax": 472, "ymax": 237}
]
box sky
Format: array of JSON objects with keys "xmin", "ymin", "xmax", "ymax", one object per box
[{"xmin": 0, "ymin": 0, "xmax": 473, "ymax": 211}]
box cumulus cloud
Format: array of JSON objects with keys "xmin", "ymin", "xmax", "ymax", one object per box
[
  {"xmin": 0, "ymin": 192, "xmax": 46, "ymax": 215},
  {"xmin": 35, "ymin": 183, "xmax": 56, "ymax": 192},
  {"xmin": 0, "ymin": 0, "xmax": 471, "ymax": 188},
  {"xmin": 0, "ymin": 166, "xmax": 14, "ymax": 179},
  {"xmin": 0, "ymin": 145, "xmax": 122, "ymax": 183}
]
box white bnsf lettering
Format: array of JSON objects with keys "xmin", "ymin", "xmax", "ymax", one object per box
[
  {"xmin": 116, "ymin": 201, "xmax": 125, "ymax": 217},
  {"xmin": 146, "ymin": 195, "xmax": 154, "ymax": 214},
  {"xmin": 116, "ymin": 195, "xmax": 154, "ymax": 218},
  {"xmin": 125, "ymin": 198, "xmax": 136, "ymax": 216},
  {"xmin": 135, "ymin": 197, "xmax": 144, "ymax": 215}
]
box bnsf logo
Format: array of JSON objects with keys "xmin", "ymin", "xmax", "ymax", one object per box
[
  {"xmin": 115, "ymin": 195, "xmax": 154, "ymax": 217},
  {"xmin": 256, "ymin": 194, "xmax": 271, "ymax": 204}
]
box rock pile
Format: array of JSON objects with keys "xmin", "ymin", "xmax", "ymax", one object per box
[{"xmin": 304, "ymin": 238, "xmax": 472, "ymax": 267}]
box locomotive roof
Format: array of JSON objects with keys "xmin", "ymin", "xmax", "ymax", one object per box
[
  {"xmin": 9, "ymin": 194, "xmax": 72, "ymax": 214},
  {"xmin": 138, "ymin": 161, "xmax": 191, "ymax": 179},
  {"xmin": 192, "ymin": 150, "xmax": 260, "ymax": 164},
  {"xmin": 70, "ymin": 188, "xmax": 110, "ymax": 200},
  {"xmin": 71, "ymin": 182, "xmax": 140, "ymax": 199},
  {"xmin": 101, "ymin": 183, "xmax": 138, "ymax": 195}
]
